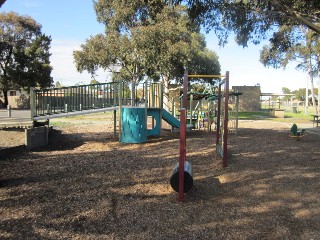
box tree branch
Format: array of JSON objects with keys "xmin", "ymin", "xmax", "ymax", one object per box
[{"xmin": 269, "ymin": 0, "xmax": 320, "ymax": 34}]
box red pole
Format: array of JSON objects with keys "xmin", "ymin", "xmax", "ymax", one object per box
[
  {"xmin": 183, "ymin": 70, "xmax": 188, "ymax": 109},
  {"xmin": 216, "ymin": 83, "xmax": 221, "ymax": 145},
  {"xmin": 178, "ymin": 70, "xmax": 188, "ymax": 202},
  {"xmin": 179, "ymin": 108, "xmax": 186, "ymax": 202},
  {"xmin": 223, "ymin": 71, "xmax": 229, "ymax": 168}
]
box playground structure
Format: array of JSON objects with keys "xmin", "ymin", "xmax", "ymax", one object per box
[
  {"xmin": 169, "ymin": 70, "xmax": 234, "ymax": 202},
  {"xmin": 30, "ymin": 71, "xmax": 237, "ymax": 201},
  {"xmin": 30, "ymin": 81, "xmax": 179, "ymax": 143}
]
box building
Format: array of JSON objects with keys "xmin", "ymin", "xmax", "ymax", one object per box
[
  {"xmin": 232, "ymin": 86, "xmax": 261, "ymax": 111},
  {"xmin": 0, "ymin": 89, "xmax": 30, "ymax": 109}
]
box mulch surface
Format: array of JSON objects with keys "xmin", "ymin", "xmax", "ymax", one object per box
[{"xmin": 1, "ymin": 120, "xmax": 320, "ymax": 239}]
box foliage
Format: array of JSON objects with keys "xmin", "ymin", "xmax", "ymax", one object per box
[
  {"xmin": 177, "ymin": 0, "xmax": 320, "ymax": 47},
  {"xmin": 0, "ymin": 0, "xmax": 6, "ymax": 8},
  {"xmin": 55, "ymin": 81, "xmax": 62, "ymax": 88},
  {"xmin": 0, "ymin": 12, "xmax": 53, "ymax": 106},
  {"xmin": 90, "ymin": 79, "xmax": 100, "ymax": 85},
  {"xmin": 74, "ymin": 3, "xmax": 220, "ymax": 90},
  {"xmin": 281, "ymin": 87, "xmax": 292, "ymax": 101},
  {"xmin": 260, "ymin": 25, "xmax": 320, "ymax": 113}
]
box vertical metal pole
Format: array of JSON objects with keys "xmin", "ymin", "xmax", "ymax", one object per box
[
  {"xmin": 179, "ymin": 108, "xmax": 186, "ymax": 202},
  {"xmin": 30, "ymin": 87, "xmax": 36, "ymax": 120},
  {"xmin": 178, "ymin": 69, "xmax": 188, "ymax": 203},
  {"xmin": 53, "ymin": 88, "xmax": 56, "ymax": 114},
  {"xmin": 190, "ymin": 94, "xmax": 193, "ymax": 125},
  {"xmin": 7, "ymin": 105, "xmax": 11, "ymax": 117},
  {"xmin": 49, "ymin": 88, "xmax": 52, "ymax": 114},
  {"xmin": 42, "ymin": 90, "xmax": 45, "ymax": 116},
  {"xmin": 145, "ymin": 81, "xmax": 148, "ymax": 134},
  {"xmin": 160, "ymin": 83, "xmax": 164, "ymax": 109},
  {"xmin": 216, "ymin": 84, "xmax": 222, "ymax": 145},
  {"xmin": 172, "ymin": 97, "xmax": 175, "ymax": 132},
  {"xmin": 208, "ymin": 101, "xmax": 211, "ymax": 132},
  {"xmin": 235, "ymin": 94, "xmax": 239, "ymax": 135},
  {"xmin": 159, "ymin": 83, "xmax": 163, "ymax": 130},
  {"xmin": 118, "ymin": 81, "xmax": 123, "ymax": 142},
  {"xmin": 183, "ymin": 70, "xmax": 188, "ymax": 109},
  {"xmin": 152, "ymin": 84, "xmax": 155, "ymax": 108},
  {"xmin": 223, "ymin": 71, "xmax": 229, "ymax": 168},
  {"xmin": 172, "ymin": 97, "xmax": 175, "ymax": 116},
  {"xmin": 113, "ymin": 110, "xmax": 117, "ymax": 138},
  {"xmin": 131, "ymin": 82, "xmax": 135, "ymax": 106}
]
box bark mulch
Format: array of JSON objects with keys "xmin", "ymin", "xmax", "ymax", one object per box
[{"xmin": 1, "ymin": 120, "xmax": 320, "ymax": 239}]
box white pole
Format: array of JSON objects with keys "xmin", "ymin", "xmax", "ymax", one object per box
[
  {"xmin": 318, "ymin": 79, "xmax": 320, "ymax": 113},
  {"xmin": 305, "ymin": 76, "xmax": 309, "ymax": 115},
  {"xmin": 7, "ymin": 105, "xmax": 11, "ymax": 117}
]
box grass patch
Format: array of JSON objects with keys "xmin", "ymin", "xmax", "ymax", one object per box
[
  {"xmin": 237, "ymin": 110, "xmax": 314, "ymax": 125},
  {"xmin": 237, "ymin": 111, "xmax": 270, "ymax": 120}
]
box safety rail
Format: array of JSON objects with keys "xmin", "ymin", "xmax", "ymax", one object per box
[{"xmin": 31, "ymin": 82, "xmax": 120, "ymax": 118}]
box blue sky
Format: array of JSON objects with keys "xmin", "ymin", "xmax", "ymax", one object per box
[{"xmin": 1, "ymin": 0, "xmax": 312, "ymax": 93}]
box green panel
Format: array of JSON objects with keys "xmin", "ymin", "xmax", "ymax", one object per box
[
  {"xmin": 121, "ymin": 107, "xmax": 147, "ymax": 143},
  {"xmin": 147, "ymin": 108, "xmax": 161, "ymax": 137}
]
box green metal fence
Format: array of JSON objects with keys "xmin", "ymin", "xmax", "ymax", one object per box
[{"xmin": 31, "ymin": 82, "xmax": 120, "ymax": 117}]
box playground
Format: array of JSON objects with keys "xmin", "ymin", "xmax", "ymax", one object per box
[{"xmin": 1, "ymin": 114, "xmax": 320, "ymax": 239}]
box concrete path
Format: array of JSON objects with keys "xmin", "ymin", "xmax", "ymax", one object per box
[{"xmin": 0, "ymin": 109, "xmax": 33, "ymax": 128}]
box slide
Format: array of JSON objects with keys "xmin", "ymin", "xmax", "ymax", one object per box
[{"xmin": 162, "ymin": 108, "xmax": 180, "ymax": 128}]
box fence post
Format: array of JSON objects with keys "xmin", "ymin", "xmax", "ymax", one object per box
[
  {"xmin": 30, "ymin": 87, "xmax": 36, "ymax": 120},
  {"xmin": 7, "ymin": 105, "xmax": 11, "ymax": 117}
]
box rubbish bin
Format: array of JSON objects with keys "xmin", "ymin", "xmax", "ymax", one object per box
[{"xmin": 292, "ymin": 106, "xmax": 297, "ymax": 113}]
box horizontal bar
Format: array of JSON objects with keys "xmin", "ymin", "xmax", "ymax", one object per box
[
  {"xmin": 33, "ymin": 106, "xmax": 118, "ymax": 120},
  {"xmin": 188, "ymin": 75, "xmax": 225, "ymax": 78}
]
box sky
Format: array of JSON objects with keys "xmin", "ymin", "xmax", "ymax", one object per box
[{"xmin": 1, "ymin": 0, "xmax": 314, "ymax": 94}]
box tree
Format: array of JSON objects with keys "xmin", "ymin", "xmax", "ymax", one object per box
[
  {"xmin": 90, "ymin": 79, "xmax": 100, "ymax": 85},
  {"xmin": 292, "ymin": 88, "xmax": 308, "ymax": 101},
  {"xmin": 0, "ymin": 12, "xmax": 53, "ymax": 107},
  {"xmin": 260, "ymin": 26, "xmax": 320, "ymax": 113},
  {"xmin": 282, "ymin": 87, "xmax": 292, "ymax": 101},
  {"xmin": 177, "ymin": 0, "xmax": 320, "ymax": 46},
  {"xmin": 0, "ymin": 0, "xmax": 6, "ymax": 8},
  {"xmin": 55, "ymin": 81, "xmax": 62, "ymax": 88},
  {"xmin": 74, "ymin": 3, "xmax": 220, "ymax": 104}
]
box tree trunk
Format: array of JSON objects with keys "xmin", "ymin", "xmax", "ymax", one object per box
[
  {"xmin": 309, "ymin": 55, "xmax": 318, "ymax": 115},
  {"xmin": 318, "ymin": 59, "xmax": 320, "ymax": 113},
  {"xmin": 3, "ymin": 90, "xmax": 8, "ymax": 108}
]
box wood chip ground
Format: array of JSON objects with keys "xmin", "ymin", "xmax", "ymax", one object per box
[{"xmin": 1, "ymin": 118, "xmax": 320, "ymax": 239}]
